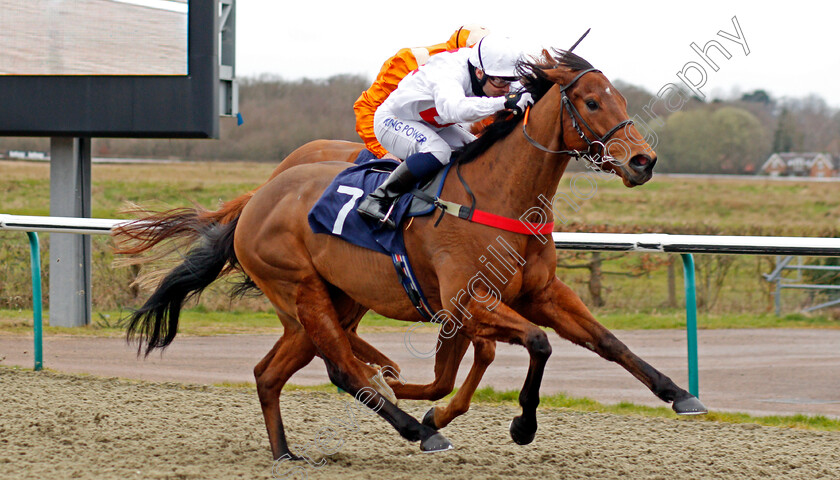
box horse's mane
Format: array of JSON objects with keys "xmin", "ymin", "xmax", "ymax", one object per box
[{"xmin": 458, "ymin": 49, "xmax": 594, "ymax": 165}]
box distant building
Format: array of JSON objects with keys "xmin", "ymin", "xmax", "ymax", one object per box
[
  {"xmin": 760, "ymin": 152, "xmax": 837, "ymax": 177},
  {"xmin": 7, "ymin": 150, "xmax": 48, "ymax": 161}
]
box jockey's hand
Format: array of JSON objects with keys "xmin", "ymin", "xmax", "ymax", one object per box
[{"xmin": 503, "ymin": 92, "xmax": 534, "ymax": 116}]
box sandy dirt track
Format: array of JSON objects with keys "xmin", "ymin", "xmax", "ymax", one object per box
[{"xmin": 2, "ymin": 367, "xmax": 840, "ymax": 480}]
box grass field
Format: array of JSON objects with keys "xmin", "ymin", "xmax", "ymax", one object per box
[
  {"xmin": 3, "ymin": 159, "xmax": 839, "ymax": 233},
  {"xmin": 0, "ymin": 159, "xmax": 837, "ymax": 321},
  {"xmin": 1, "ymin": 307, "xmax": 837, "ymax": 338}
]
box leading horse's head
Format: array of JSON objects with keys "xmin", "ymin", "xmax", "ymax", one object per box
[{"xmin": 519, "ymin": 49, "xmax": 657, "ymax": 187}]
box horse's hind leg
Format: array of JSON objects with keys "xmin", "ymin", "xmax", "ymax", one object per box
[
  {"xmin": 422, "ymin": 337, "xmax": 495, "ymax": 430},
  {"xmin": 254, "ymin": 312, "xmax": 318, "ymax": 460},
  {"xmin": 295, "ymin": 275, "xmax": 452, "ymax": 452},
  {"xmin": 344, "ymin": 312, "xmax": 469, "ymax": 403},
  {"xmin": 388, "ymin": 332, "xmax": 471, "ymax": 401},
  {"xmin": 344, "ymin": 331, "xmax": 401, "ymax": 404},
  {"xmin": 519, "ymin": 277, "xmax": 707, "ymax": 415}
]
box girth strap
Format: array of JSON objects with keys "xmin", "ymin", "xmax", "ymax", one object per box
[{"xmin": 391, "ymin": 253, "xmax": 436, "ymax": 321}]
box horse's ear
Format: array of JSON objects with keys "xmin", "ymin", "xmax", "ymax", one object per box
[
  {"xmin": 540, "ymin": 49, "xmax": 555, "ymax": 65},
  {"xmin": 521, "ymin": 50, "xmax": 555, "ymax": 81}
]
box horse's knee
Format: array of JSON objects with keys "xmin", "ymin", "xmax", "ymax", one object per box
[
  {"xmin": 254, "ymin": 370, "xmax": 279, "ymax": 407},
  {"xmin": 525, "ymin": 330, "xmax": 552, "ymax": 361},
  {"xmin": 254, "ymin": 358, "xmax": 275, "ymax": 390},
  {"xmin": 473, "ymin": 339, "xmax": 496, "ymax": 364},
  {"xmin": 426, "ymin": 378, "xmax": 456, "ymax": 400},
  {"xmin": 254, "ymin": 342, "xmax": 282, "ymax": 380},
  {"xmin": 254, "ymin": 361, "xmax": 268, "ymax": 381}
]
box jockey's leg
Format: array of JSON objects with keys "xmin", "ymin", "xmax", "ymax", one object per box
[
  {"xmin": 358, "ymin": 108, "xmax": 451, "ymax": 228},
  {"xmin": 356, "ymin": 160, "xmax": 419, "ymax": 229}
]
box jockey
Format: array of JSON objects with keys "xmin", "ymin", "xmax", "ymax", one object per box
[
  {"xmin": 353, "ymin": 25, "xmax": 490, "ymax": 159},
  {"xmin": 356, "ymin": 34, "xmax": 534, "ymax": 229}
]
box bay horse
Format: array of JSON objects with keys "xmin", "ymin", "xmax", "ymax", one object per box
[{"xmin": 115, "ymin": 49, "xmax": 707, "ymax": 459}]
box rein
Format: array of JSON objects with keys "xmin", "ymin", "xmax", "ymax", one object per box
[{"xmin": 522, "ymin": 68, "xmax": 633, "ymax": 167}]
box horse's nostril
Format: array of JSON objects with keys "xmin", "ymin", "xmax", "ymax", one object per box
[{"xmin": 630, "ymin": 155, "xmax": 656, "ymax": 171}]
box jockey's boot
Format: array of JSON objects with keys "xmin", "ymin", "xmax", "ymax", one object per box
[{"xmin": 356, "ymin": 160, "xmax": 417, "ymax": 229}]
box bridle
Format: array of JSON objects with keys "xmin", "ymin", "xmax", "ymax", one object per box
[{"xmin": 522, "ymin": 67, "xmax": 634, "ymax": 168}]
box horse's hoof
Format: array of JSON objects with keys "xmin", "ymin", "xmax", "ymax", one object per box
[
  {"xmin": 273, "ymin": 452, "xmax": 304, "ymax": 463},
  {"xmin": 420, "ymin": 432, "xmax": 453, "ymax": 453},
  {"xmin": 673, "ymin": 396, "xmax": 708, "ymax": 415},
  {"xmin": 509, "ymin": 415, "xmax": 537, "ymax": 445},
  {"xmin": 422, "ymin": 407, "xmax": 438, "ymax": 430}
]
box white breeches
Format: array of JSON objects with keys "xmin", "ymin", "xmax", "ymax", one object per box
[{"xmin": 373, "ymin": 105, "xmax": 476, "ymax": 165}]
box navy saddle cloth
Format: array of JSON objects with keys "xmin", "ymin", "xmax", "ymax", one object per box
[{"xmin": 307, "ymin": 150, "xmax": 450, "ymax": 256}]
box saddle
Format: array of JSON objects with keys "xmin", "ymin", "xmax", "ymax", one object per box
[
  {"xmin": 307, "ymin": 150, "xmax": 452, "ymax": 321},
  {"xmin": 307, "ymin": 151, "xmax": 453, "ymax": 256}
]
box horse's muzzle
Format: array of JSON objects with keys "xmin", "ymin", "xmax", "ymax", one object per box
[{"xmin": 621, "ymin": 154, "xmax": 656, "ymax": 186}]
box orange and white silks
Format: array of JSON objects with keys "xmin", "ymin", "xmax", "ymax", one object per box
[{"xmin": 353, "ymin": 25, "xmax": 489, "ymax": 157}]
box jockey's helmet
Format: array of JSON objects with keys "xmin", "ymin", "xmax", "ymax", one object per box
[{"xmin": 468, "ymin": 34, "xmax": 523, "ymax": 78}]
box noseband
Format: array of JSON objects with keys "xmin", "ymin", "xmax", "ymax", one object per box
[{"xmin": 522, "ymin": 68, "xmax": 634, "ymax": 166}]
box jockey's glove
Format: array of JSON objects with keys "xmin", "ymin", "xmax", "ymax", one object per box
[{"xmin": 503, "ymin": 91, "xmax": 534, "ymax": 116}]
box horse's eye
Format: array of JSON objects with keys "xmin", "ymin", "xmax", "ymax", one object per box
[{"xmin": 586, "ymin": 100, "xmax": 599, "ymax": 111}]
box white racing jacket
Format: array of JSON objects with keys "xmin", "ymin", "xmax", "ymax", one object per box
[{"xmin": 379, "ymin": 48, "xmax": 508, "ymax": 129}]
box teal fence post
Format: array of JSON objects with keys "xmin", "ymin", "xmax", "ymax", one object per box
[
  {"xmin": 680, "ymin": 253, "xmax": 699, "ymax": 396},
  {"xmin": 27, "ymin": 232, "xmax": 43, "ymax": 371}
]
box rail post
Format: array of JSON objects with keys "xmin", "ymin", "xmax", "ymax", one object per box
[
  {"xmin": 27, "ymin": 232, "xmax": 43, "ymax": 371},
  {"xmin": 680, "ymin": 253, "xmax": 699, "ymax": 397}
]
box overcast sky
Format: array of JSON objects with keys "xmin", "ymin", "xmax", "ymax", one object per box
[{"xmin": 234, "ymin": 0, "xmax": 840, "ymax": 108}]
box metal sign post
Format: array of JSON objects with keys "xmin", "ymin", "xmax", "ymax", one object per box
[{"xmin": 48, "ymin": 137, "xmax": 92, "ymax": 327}]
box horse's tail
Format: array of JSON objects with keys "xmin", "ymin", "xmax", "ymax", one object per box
[
  {"xmin": 198, "ymin": 190, "xmax": 257, "ymax": 225},
  {"xmin": 113, "ymin": 190, "xmax": 256, "ymax": 258},
  {"xmin": 113, "ymin": 191, "xmax": 256, "ymax": 357},
  {"xmin": 122, "ymin": 215, "xmax": 240, "ymax": 356}
]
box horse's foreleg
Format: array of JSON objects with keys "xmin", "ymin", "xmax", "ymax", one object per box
[
  {"xmin": 422, "ymin": 337, "xmax": 495, "ymax": 430},
  {"xmin": 457, "ymin": 298, "xmax": 553, "ymax": 445},
  {"xmin": 254, "ymin": 316, "xmax": 318, "ymax": 460},
  {"xmin": 388, "ymin": 332, "xmax": 471, "ymax": 401},
  {"xmin": 295, "ymin": 276, "xmax": 452, "ymax": 452},
  {"xmin": 519, "ymin": 277, "xmax": 707, "ymax": 415}
]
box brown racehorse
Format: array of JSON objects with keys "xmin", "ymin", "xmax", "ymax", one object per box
[
  {"xmin": 190, "ymin": 138, "xmax": 475, "ymax": 406},
  {"xmin": 115, "ymin": 50, "xmax": 707, "ymax": 459},
  {"xmin": 117, "ymin": 136, "xmax": 473, "ymax": 407}
]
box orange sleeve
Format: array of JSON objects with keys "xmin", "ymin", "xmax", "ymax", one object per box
[
  {"xmin": 354, "ymin": 38, "xmax": 472, "ymax": 157},
  {"xmin": 354, "ymin": 49, "xmax": 419, "ymax": 157},
  {"xmin": 425, "ymin": 41, "xmax": 452, "ymax": 56}
]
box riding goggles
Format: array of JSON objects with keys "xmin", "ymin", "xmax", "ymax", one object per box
[{"xmin": 487, "ymin": 76, "xmax": 516, "ymax": 88}]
